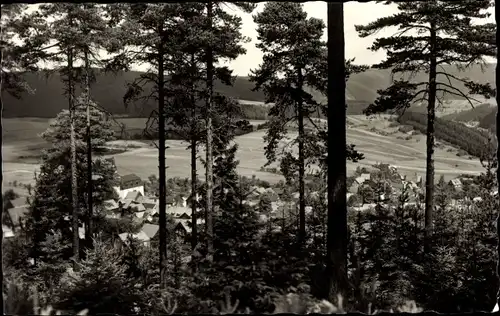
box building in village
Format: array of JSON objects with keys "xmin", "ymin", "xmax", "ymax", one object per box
[{"xmin": 113, "ymin": 173, "xmax": 145, "ymax": 199}]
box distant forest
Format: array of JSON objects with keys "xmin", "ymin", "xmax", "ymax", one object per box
[{"xmin": 398, "ymin": 111, "xmax": 494, "ymax": 158}]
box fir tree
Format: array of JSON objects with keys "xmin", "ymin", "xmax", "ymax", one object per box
[{"xmin": 356, "ymin": 0, "xmax": 495, "ymax": 251}]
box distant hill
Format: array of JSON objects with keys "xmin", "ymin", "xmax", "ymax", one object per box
[
  {"xmin": 478, "ymin": 107, "xmax": 497, "ymax": 131},
  {"xmin": 442, "ymin": 103, "xmax": 496, "ymax": 122},
  {"xmin": 2, "ymin": 63, "xmax": 495, "ymax": 118}
]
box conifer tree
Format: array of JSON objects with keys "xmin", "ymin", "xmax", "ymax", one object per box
[
  {"xmin": 325, "ymin": 1, "xmax": 349, "ymax": 302},
  {"xmin": 251, "ymin": 2, "xmax": 325, "ymax": 245},
  {"xmin": 356, "ymin": 0, "xmax": 495, "ymax": 251},
  {"xmin": 0, "ymin": 4, "xmax": 36, "ymax": 99},
  {"xmin": 27, "ymin": 99, "xmax": 117, "ymax": 267},
  {"xmin": 495, "ymin": 0, "xmax": 500, "ymax": 310},
  {"xmin": 15, "ymin": 3, "xmax": 119, "ymax": 267},
  {"xmin": 109, "ymin": 3, "xmax": 188, "ymax": 287}
]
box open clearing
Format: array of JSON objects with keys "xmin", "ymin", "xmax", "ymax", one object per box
[{"xmin": 3, "ymin": 116, "xmax": 485, "ymax": 187}]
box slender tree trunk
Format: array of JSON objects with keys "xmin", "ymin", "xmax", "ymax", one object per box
[
  {"xmin": 205, "ymin": 0, "xmax": 214, "ymax": 263},
  {"xmin": 326, "ymin": 2, "xmax": 348, "ymax": 302},
  {"xmin": 424, "ymin": 18, "xmax": 437, "ymax": 254},
  {"xmin": 84, "ymin": 50, "xmax": 93, "ymax": 249},
  {"xmin": 191, "ymin": 54, "xmax": 198, "ymax": 253},
  {"xmin": 67, "ymin": 47, "xmax": 80, "ymax": 271},
  {"xmin": 297, "ymin": 68, "xmax": 306, "ymax": 245},
  {"xmin": 495, "ymin": 0, "xmax": 500, "ymax": 310},
  {"xmin": 158, "ymin": 43, "xmax": 168, "ymax": 288}
]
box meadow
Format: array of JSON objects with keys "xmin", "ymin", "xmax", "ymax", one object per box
[{"xmin": 2, "ymin": 115, "xmax": 486, "ymax": 194}]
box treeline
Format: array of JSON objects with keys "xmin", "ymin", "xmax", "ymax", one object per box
[{"xmin": 397, "ymin": 111, "xmax": 493, "ymax": 157}]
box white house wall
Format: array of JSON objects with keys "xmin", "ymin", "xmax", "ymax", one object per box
[{"xmin": 113, "ymin": 186, "xmax": 145, "ymax": 199}]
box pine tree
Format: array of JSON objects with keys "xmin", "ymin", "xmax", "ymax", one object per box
[
  {"xmin": 110, "ymin": 3, "xmax": 189, "ymax": 288},
  {"xmin": 0, "ymin": 4, "xmax": 37, "ymax": 99},
  {"xmin": 355, "ymin": 0, "xmax": 495, "ymax": 251},
  {"xmin": 324, "ymin": 1, "xmax": 349, "ymax": 303},
  {"xmin": 495, "ymin": 0, "xmax": 500, "ymax": 310},
  {"xmin": 251, "ymin": 2, "xmax": 327, "ymax": 245},
  {"xmin": 15, "ymin": 3, "xmax": 119, "ymax": 268},
  {"xmin": 27, "ymin": 99, "xmax": 117, "ymax": 267}
]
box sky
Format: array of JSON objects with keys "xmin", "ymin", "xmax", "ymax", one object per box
[{"xmin": 21, "ymin": 2, "xmax": 496, "ymax": 76}]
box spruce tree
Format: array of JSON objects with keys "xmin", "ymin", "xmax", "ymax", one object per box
[
  {"xmin": 355, "ymin": 0, "xmax": 495, "ymax": 251},
  {"xmin": 251, "ymin": 2, "xmax": 325, "ymax": 245}
]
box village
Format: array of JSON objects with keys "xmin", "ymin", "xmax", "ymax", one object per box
[{"xmin": 2, "ymin": 162, "xmax": 484, "ymax": 247}]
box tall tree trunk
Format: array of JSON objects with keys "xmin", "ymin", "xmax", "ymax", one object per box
[
  {"xmin": 84, "ymin": 50, "xmax": 93, "ymax": 250},
  {"xmin": 297, "ymin": 67, "xmax": 306, "ymax": 245},
  {"xmin": 424, "ymin": 18, "xmax": 437, "ymax": 254},
  {"xmin": 495, "ymin": 0, "xmax": 500, "ymax": 310},
  {"xmin": 68, "ymin": 47, "xmax": 80, "ymax": 270},
  {"xmin": 326, "ymin": 2, "xmax": 348, "ymax": 302},
  {"xmin": 0, "ymin": 35, "xmax": 4, "ymax": 316},
  {"xmin": 191, "ymin": 54, "xmax": 198, "ymax": 253},
  {"xmin": 205, "ymin": 0, "xmax": 214, "ymax": 263},
  {"xmin": 158, "ymin": 43, "xmax": 168, "ymax": 288}
]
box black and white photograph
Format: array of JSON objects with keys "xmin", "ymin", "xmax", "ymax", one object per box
[{"xmin": 1, "ymin": 0, "xmax": 500, "ymax": 314}]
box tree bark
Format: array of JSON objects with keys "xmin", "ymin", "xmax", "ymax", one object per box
[
  {"xmin": 495, "ymin": 0, "xmax": 500, "ymax": 310},
  {"xmin": 191, "ymin": 54, "xmax": 198, "ymax": 253},
  {"xmin": 205, "ymin": 0, "xmax": 214, "ymax": 263},
  {"xmin": 297, "ymin": 67, "xmax": 306, "ymax": 245},
  {"xmin": 69, "ymin": 46, "xmax": 80, "ymax": 270},
  {"xmin": 326, "ymin": 2, "xmax": 348, "ymax": 302},
  {"xmin": 158, "ymin": 41, "xmax": 168, "ymax": 288},
  {"xmin": 424, "ymin": 17, "xmax": 437, "ymax": 254},
  {"xmin": 84, "ymin": 50, "xmax": 93, "ymax": 250}
]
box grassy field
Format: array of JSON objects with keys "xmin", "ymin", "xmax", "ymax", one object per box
[{"xmin": 2, "ymin": 116, "xmax": 485, "ymax": 189}]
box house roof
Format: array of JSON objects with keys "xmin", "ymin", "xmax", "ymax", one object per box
[
  {"xmin": 125, "ymin": 190, "xmax": 143, "ymax": 201},
  {"xmin": 142, "ymin": 223, "xmax": 159, "ymax": 239},
  {"xmin": 7, "ymin": 207, "xmax": 29, "ymax": 227},
  {"xmin": 130, "ymin": 203, "xmax": 146, "ymax": 212},
  {"xmin": 119, "ymin": 199, "xmax": 134, "ymax": 209},
  {"xmin": 167, "ymin": 206, "xmax": 192, "ymax": 218},
  {"xmin": 450, "ymin": 179, "xmax": 463, "ymax": 187},
  {"xmin": 103, "ymin": 199, "xmax": 119, "ymax": 211},
  {"xmin": 173, "ymin": 219, "xmax": 191, "ymax": 233},
  {"xmin": 120, "ymin": 174, "xmax": 141, "ymax": 183},
  {"xmin": 118, "ymin": 231, "xmax": 150, "ymax": 243}
]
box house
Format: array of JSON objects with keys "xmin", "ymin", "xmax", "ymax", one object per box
[
  {"xmin": 118, "ymin": 231, "xmax": 151, "ymax": 247},
  {"xmin": 125, "ymin": 190, "xmax": 143, "ymax": 202},
  {"xmin": 103, "ymin": 199, "xmax": 119, "ymax": 212},
  {"xmin": 6, "ymin": 206, "xmax": 30, "ymax": 232},
  {"xmin": 142, "ymin": 198, "xmax": 158, "ymax": 211},
  {"xmin": 113, "ymin": 174, "xmax": 144, "ymax": 199},
  {"xmin": 167, "ymin": 206, "xmax": 192, "ymax": 219},
  {"xmin": 3, "ymin": 225, "xmax": 14, "ymax": 239},
  {"xmin": 173, "ymin": 219, "xmax": 191, "ymax": 239},
  {"xmin": 141, "ymin": 223, "xmax": 159, "ymax": 240},
  {"xmin": 449, "ymin": 178, "xmax": 463, "ymax": 190}
]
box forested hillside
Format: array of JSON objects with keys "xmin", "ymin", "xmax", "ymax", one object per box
[
  {"xmin": 398, "ymin": 111, "xmax": 493, "ymax": 157},
  {"xmin": 442, "ymin": 103, "xmax": 495, "ymax": 122},
  {"xmin": 3, "ymin": 63, "xmax": 495, "ymax": 118}
]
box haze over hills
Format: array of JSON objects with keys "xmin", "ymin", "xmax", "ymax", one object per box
[{"xmin": 2, "ymin": 63, "xmax": 495, "ymax": 118}]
